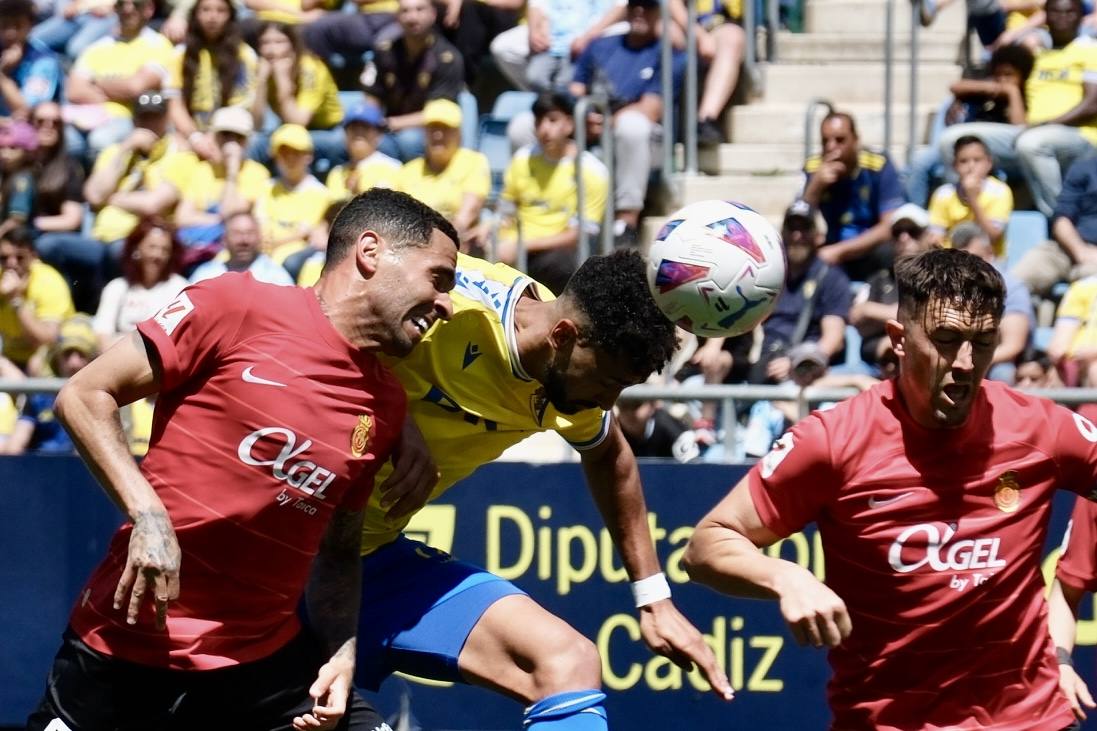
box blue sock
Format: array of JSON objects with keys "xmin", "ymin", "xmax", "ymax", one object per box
[{"xmin": 522, "ymin": 690, "xmax": 608, "ymax": 730}]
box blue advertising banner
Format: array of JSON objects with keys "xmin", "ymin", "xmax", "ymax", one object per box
[{"xmin": 2, "ymin": 456, "xmax": 1095, "ymax": 729}]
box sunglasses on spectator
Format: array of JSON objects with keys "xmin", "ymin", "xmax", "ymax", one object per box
[
  {"xmin": 892, "ymin": 224, "xmax": 925, "ymax": 238},
  {"xmin": 33, "ymin": 116, "xmax": 61, "ymax": 128}
]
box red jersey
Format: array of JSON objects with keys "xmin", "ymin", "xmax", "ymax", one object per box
[
  {"xmin": 1056, "ymin": 497, "xmax": 1097, "ymax": 592},
  {"xmin": 69, "ymin": 273, "xmax": 405, "ymax": 670},
  {"xmin": 749, "ymin": 378, "xmax": 1097, "ymax": 730}
]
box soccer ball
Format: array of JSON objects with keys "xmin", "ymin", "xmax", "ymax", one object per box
[{"xmin": 646, "ymin": 200, "xmax": 785, "ymax": 337}]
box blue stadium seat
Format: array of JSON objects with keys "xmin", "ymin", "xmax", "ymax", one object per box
[
  {"xmin": 1005, "ymin": 211, "xmax": 1049, "ymax": 272},
  {"xmin": 1034, "ymin": 325, "xmax": 1054, "ymax": 352},
  {"xmin": 844, "ymin": 324, "xmax": 864, "ymax": 370},
  {"xmin": 458, "ymin": 90, "xmax": 479, "ymax": 149},
  {"xmin": 478, "ymin": 118, "xmax": 512, "ymax": 203},
  {"xmin": 490, "ymin": 90, "xmax": 537, "ymax": 119}
]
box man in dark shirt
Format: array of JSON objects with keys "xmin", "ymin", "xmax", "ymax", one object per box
[
  {"xmin": 1011, "ymin": 155, "xmax": 1097, "ymax": 297},
  {"xmin": 365, "ymin": 0, "xmax": 464, "ymax": 162}
]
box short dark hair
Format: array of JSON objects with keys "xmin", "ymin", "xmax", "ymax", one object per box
[
  {"xmin": 324, "ymin": 188, "xmax": 458, "ymax": 268},
  {"xmin": 821, "ymin": 111, "xmax": 858, "ymax": 139},
  {"xmin": 559, "ymin": 250, "xmax": 677, "ymax": 375},
  {"xmin": 895, "ymin": 248, "xmax": 1005, "ymax": 323},
  {"xmin": 1, "ymin": 225, "xmax": 33, "ymax": 249},
  {"xmin": 953, "ymin": 134, "xmax": 989, "ymax": 158},
  {"xmin": 532, "ymin": 91, "xmax": 575, "ymax": 122},
  {"xmin": 0, "ymin": 0, "xmax": 36, "ymax": 20},
  {"xmin": 988, "ymin": 43, "xmax": 1035, "ymax": 83}
]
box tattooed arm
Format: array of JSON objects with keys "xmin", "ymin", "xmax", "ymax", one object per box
[
  {"xmin": 297, "ymin": 507, "xmax": 366, "ymax": 731},
  {"xmin": 54, "ymin": 330, "xmax": 180, "ymax": 630}
]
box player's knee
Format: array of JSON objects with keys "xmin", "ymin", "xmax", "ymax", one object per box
[{"xmin": 531, "ymin": 631, "xmax": 602, "ymax": 695}]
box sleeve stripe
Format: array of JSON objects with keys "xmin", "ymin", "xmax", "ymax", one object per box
[{"xmin": 568, "ymin": 411, "xmax": 611, "ymax": 451}]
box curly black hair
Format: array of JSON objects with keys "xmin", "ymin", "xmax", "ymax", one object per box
[{"xmin": 560, "ymin": 250, "xmax": 677, "ymax": 375}]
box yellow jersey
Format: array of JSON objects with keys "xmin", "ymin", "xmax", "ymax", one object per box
[
  {"xmin": 397, "ymin": 148, "xmax": 491, "ymax": 221},
  {"xmin": 90, "ymin": 137, "xmax": 194, "ymax": 243},
  {"xmin": 360, "ymin": 253, "xmax": 611, "ymax": 554},
  {"xmin": 263, "ymin": 54, "xmax": 343, "ymax": 130},
  {"xmin": 296, "ymin": 251, "xmax": 325, "ymax": 287},
  {"xmin": 326, "ymin": 151, "xmax": 401, "ymax": 201},
  {"xmin": 502, "ymin": 146, "xmax": 608, "ymax": 242},
  {"xmin": 167, "ymin": 45, "xmax": 258, "ymax": 130},
  {"xmin": 173, "ymin": 154, "xmax": 272, "ymax": 213},
  {"xmin": 255, "ymin": 174, "xmax": 331, "ymax": 258},
  {"xmin": 0, "ymin": 260, "xmax": 75, "ymax": 367},
  {"xmin": 928, "ymin": 176, "xmax": 1013, "ymax": 258},
  {"xmin": 1027, "ymin": 38, "xmax": 1097, "ymax": 144},
  {"xmin": 71, "ymin": 28, "xmax": 174, "ymax": 119},
  {"xmin": 1058, "ymin": 276, "xmax": 1097, "ymax": 355}
]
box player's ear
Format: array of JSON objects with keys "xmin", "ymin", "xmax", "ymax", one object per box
[
  {"xmin": 548, "ymin": 318, "xmax": 580, "ymax": 351},
  {"xmin": 885, "ymin": 319, "xmax": 905, "ymax": 356},
  {"xmin": 355, "ymin": 230, "xmax": 382, "ymax": 278}
]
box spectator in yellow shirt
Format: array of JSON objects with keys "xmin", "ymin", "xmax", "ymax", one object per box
[
  {"xmin": 166, "ymin": 0, "xmax": 257, "ymax": 155},
  {"xmin": 250, "ymin": 21, "xmax": 345, "ymax": 171},
  {"xmin": 0, "ymin": 226, "xmax": 74, "ymax": 372},
  {"xmin": 496, "ymin": 92, "xmax": 608, "ymax": 294},
  {"xmin": 396, "ymin": 99, "xmax": 489, "ymax": 248},
  {"xmin": 326, "ymin": 101, "xmax": 400, "ymax": 201},
  {"xmin": 254, "ymin": 123, "xmax": 330, "ymax": 263},
  {"xmin": 1049, "ymin": 274, "xmax": 1097, "ymax": 385},
  {"xmin": 928, "ymin": 135, "xmax": 1013, "ymax": 258},
  {"xmin": 63, "ymin": 0, "xmax": 174, "ymax": 161}
]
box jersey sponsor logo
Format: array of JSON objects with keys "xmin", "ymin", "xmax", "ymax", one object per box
[
  {"xmin": 153, "ymin": 292, "xmax": 194, "ymax": 336},
  {"xmin": 994, "ymin": 470, "xmax": 1021, "ymax": 513},
  {"xmin": 887, "ymin": 523, "xmax": 1007, "ymax": 574},
  {"xmin": 1073, "ymin": 412, "xmax": 1097, "ymax": 443},
  {"xmin": 867, "ymin": 491, "xmax": 914, "ymax": 509},
  {"xmin": 241, "ymin": 365, "xmax": 287, "ymax": 387},
  {"xmin": 44, "ymin": 720, "xmax": 73, "ymax": 731},
  {"xmin": 351, "ymin": 414, "xmax": 373, "ymax": 458},
  {"xmin": 463, "ymin": 341, "xmax": 482, "ymax": 369},
  {"xmin": 238, "ymin": 427, "xmax": 336, "ymax": 500},
  {"xmin": 760, "ymin": 433, "xmax": 794, "ymax": 479}
]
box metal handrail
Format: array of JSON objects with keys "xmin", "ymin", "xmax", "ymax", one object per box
[
  {"xmin": 907, "ymin": 0, "xmax": 921, "ymax": 166},
  {"xmin": 884, "ymin": 0, "xmax": 895, "ymax": 153},
  {"xmin": 766, "ymin": 0, "xmax": 779, "ymax": 61},
  {"xmin": 803, "ymin": 97, "xmax": 833, "ymax": 164},
  {"xmin": 660, "ymin": 0, "xmax": 675, "ymax": 188},
  {"xmin": 574, "ymin": 95, "xmax": 616, "ymax": 260},
  {"xmin": 684, "ymin": 0, "xmax": 699, "ymax": 175}
]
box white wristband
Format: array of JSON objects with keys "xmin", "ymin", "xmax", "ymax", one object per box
[{"xmin": 631, "ymin": 572, "xmax": 671, "ymax": 608}]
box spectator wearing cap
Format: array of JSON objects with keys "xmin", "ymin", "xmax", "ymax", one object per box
[
  {"xmin": 253, "ymin": 122, "xmax": 329, "ymax": 263},
  {"xmin": 1, "ymin": 313, "xmax": 97, "ymax": 454},
  {"xmin": 396, "ymin": 98, "xmax": 489, "ymax": 247},
  {"xmin": 250, "ymin": 21, "xmax": 345, "ymax": 172},
  {"xmin": 850, "ymin": 203, "xmax": 936, "ymax": 376},
  {"xmin": 0, "ymin": 120, "xmax": 39, "ymax": 233},
  {"xmin": 802, "ymin": 110, "xmax": 906, "ymax": 282},
  {"xmin": 0, "ymin": 225, "xmax": 73, "ymax": 373},
  {"xmin": 170, "ymin": 105, "xmax": 272, "ymax": 249},
  {"xmin": 951, "ymin": 221, "xmax": 1032, "ymax": 384},
  {"xmin": 0, "ymin": 0, "xmax": 61, "ymax": 119},
  {"xmin": 364, "ymin": 0, "xmax": 464, "ymax": 162},
  {"xmin": 749, "ymin": 199, "xmax": 851, "ymax": 385},
  {"xmin": 928, "ymin": 134, "xmax": 1012, "ymax": 257},
  {"xmin": 64, "ymin": 0, "xmax": 173, "ymax": 162},
  {"xmin": 1011, "ymin": 153, "xmax": 1097, "ymax": 298},
  {"xmin": 495, "ymin": 92, "xmax": 609, "ymax": 295},
  {"xmin": 165, "ymin": 0, "xmax": 257, "ymax": 160},
  {"xmin": 189, "ymin": 210, "xmax": 293, "ymax": 285},
  {"xmin": 326, "ymin": 101, "xmax": 400, "ymax": 201},
  {"xmin": 568, "ymin": 0, "xmax": 686, "ymax": 245}
]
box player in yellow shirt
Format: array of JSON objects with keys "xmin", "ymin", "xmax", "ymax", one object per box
[
  {"xmin": 397, "ymin": 99, "xmax": 490, "ymax": 246},
  {"xmin": 345, "ymin": 250, "xmax": 731, "ymax": 730},
  {"xmin": 255, "ymin": 123, "xmax": 331, "ymax": 263},
  {"xmin": 496, "ymin": 92, "xmax": 608, "ymax": 294},
  {"xmin": 928, "ymin": 135, "xmax": 1013, "ymax": 257},
  {"xmin": 325, "ymin": 101, "xmax": 401, "ymax": 200},
  {"xmin": 0, "ymin": 228, "xmax": 74, "ymax": 371}
]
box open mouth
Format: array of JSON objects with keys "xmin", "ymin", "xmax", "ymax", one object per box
[
  {"xmin": 410, "ymin": 316, "xmax": 431, "ymax": 336},
  {"xmin": 942, "ymin": 383, "xmax": 970, "ymax": 405}
]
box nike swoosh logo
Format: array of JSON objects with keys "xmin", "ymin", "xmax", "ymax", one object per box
[
  {"xmin": 242, "ymin": 366, "xmax": 287, "ymax": 387},
  {"xmin": 867, "ymin": 492, "xmax": 914, "ymax": 509}
]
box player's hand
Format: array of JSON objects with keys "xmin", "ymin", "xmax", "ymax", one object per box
[
  {"xmin": 638, "ymin": 599, "xmax": 734, "ymax": 701},
  {"xmin": 773, "ymin": 566, "xmax": 851, "ymax": 648},
  {"xmin": 114, "ymin": 510, "xmax": 181, "ymax": 630},
  {"xmin": 1059, "ymin": 662, "xmax": 1096, "ymax": 720},
  {"xmin": 378, "ymin": 417, "xmax": 439, "ymax": 520},
  {"xmin": 293, "ymin": 649, "xmax": 354, "ymax": 730}
]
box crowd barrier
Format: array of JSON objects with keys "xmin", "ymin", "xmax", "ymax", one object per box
[{"xmin": 2, "ymin": 457, "xmax": 1095, "ymax": 729}]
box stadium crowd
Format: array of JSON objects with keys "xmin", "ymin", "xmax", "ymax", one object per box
[{"xmin": 2, "ymin": 0, "xmax": 1097, "ymax": 462}]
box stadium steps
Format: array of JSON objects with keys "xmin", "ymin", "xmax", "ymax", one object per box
[{"xmin": 774, "ymin": 31, "xmax": 964, "ymax": 63}]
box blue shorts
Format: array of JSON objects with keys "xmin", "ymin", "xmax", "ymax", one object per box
[{"xmin": 354, "ymin": 536, "xmax": 526, "ymax": 690}]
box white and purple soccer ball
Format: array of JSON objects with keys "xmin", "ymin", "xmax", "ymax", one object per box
[{"xmin": 646, "ymin": 199, "xmax": 786, "ymax": 337}]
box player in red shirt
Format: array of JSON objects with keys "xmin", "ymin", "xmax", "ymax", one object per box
[
  {"xmin": 1048, "ymin": 495, "xmax": 1097, "ymax": 720},
  {"xmin": 26, "ymin": 189, "xmax": 459, "ymax": 731},
  {"xmin": 684, "ymin": 248, "xmax": 1097, "ymax": 730}
]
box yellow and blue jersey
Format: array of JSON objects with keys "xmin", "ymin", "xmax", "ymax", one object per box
[
  {"xmin": 803, "ymin": 148, "xmax": 905, "ymax": 245},
  {"xmin": 361, "ymin": 253, "xmax": 611, "ymax": 555}
]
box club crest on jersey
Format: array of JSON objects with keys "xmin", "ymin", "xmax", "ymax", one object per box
[
  {"xmin": 994, "ymin": 470, "xmax": 1021, "ymax": 513},
  {"xmin": 351, "ymin": 414, "xmax": 373, "ymax": 458}
]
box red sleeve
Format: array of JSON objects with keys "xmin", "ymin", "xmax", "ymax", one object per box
[
  {"xmin": 747, "ymin": 413, "xmax": 842, "ymax": 538},
  {"xmin": 136, "ymin": 276, "xmax": 250, "ymax": 394},
  {"xmin": 1051, "ymin": 403, "xmax": 1097, "ymax": 501},
  {"xmin": 1057, "ymin": 497, "xmax": 1097, "ymax": 592}
]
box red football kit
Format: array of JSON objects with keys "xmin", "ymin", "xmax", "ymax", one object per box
[
  {"xmin": 749, "ymin": 378, "xmax": 1097, "ymax": 730},
  {"xmin": 1057, "ymin": 497, "xmax": 1097, "ymax": 592},
  {"xmin": 69, "ymin": 273, "xmax": 405, "ymax": 670}
]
